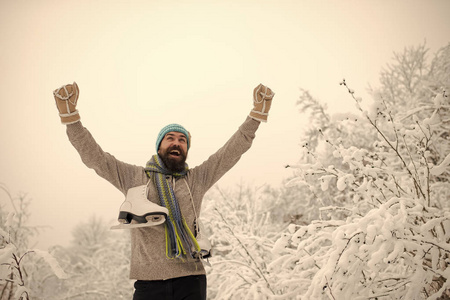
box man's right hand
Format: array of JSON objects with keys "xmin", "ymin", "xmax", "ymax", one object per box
[{"xmin": 53, "ymin": 82, "xmax": 80, "ymax": 125}]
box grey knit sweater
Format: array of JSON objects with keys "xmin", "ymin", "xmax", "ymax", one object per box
[{"xmin": 66, "ymin": 116, "xmax": 260, "ymax": 280}]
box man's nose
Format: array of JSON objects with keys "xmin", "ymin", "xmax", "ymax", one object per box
[{"xmin": 171, "ymin": 139, "xmax": 181, "ymax": 147}]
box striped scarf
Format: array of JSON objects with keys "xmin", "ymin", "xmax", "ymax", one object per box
[{"xmin": 145, "ymin": 155, "xmax": 200, "ymax": 259}]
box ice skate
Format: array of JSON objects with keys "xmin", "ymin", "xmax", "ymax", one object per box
[
  {"xmin": 193, "ymin": 220, "xmax": 212, "ymax": 260},
  {"xmin": 111, "ymin": 184, "xmax": 168, "ymax": 230}
]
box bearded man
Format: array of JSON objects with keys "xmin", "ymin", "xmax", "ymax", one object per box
[{"xmin": 53, "ymin": 82, "xmax": 274, "ymax": 300}]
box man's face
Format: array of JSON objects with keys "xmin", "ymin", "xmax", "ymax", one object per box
[{"xmin": 158, "ymin": 132, "xmax": 188, "ymax": 172}]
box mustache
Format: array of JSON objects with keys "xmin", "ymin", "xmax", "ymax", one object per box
[
  {"xmin": 168, "ymin": 145, "xmax": 183, "ymax": 152},
  {"xmin": 165, "ymin": 145, "xmax": 186, "ymax": 158},
  {"xmin": 169, "ymin": 145, "xmax": 181, "ymax": 151}
]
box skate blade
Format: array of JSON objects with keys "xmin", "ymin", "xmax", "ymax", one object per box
[
  {"xmin": 201, "ymin": 258, "xmax": 212, "ymax": 267},
  {"xmin": 110, "ymin": 218, "xmax": 166, "ymax": 230}
]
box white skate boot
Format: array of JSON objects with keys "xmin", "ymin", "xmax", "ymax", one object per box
[
  {"xmin": 111, "ymin": 184, "xmax": 168, "ymax": 230},
  {"xmin": 193, "ymin": 220, "xmax": 212, "ymax": 260}
]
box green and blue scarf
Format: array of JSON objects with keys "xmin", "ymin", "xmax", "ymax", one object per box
[{"xmin": 145, "ymin": 155, "xmax": 200, "ymax": 259}]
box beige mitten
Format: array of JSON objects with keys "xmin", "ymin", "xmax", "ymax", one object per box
[
  {"xmin": 53, "ymin": 82, "xmax": 80, "ymax": 125},
  {"xmin": 249, "ymin": 83, "xmax": 275, "ymax": 122}
]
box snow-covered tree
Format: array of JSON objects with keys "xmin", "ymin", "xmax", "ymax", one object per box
[
  {"xmin": 51, "ymin": 216, "xmax": 132, "ymax": 300},
  {"xmin": 270, "ymin": 43, "xmax": 450, "ymax": 299},
  {"xmin": 0, "ymin": 185, "xmax": 67, "ymax": 300}
]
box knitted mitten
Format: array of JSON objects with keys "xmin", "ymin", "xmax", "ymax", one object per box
[
  {"xmin": 249, "ymin": 84, "xmax": 275, "ymax": 122},
  {"xmin": 53, "ymin": 82, "xmax": 80, "ymax": 125}
]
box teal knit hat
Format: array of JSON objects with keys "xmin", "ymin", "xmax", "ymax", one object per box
[{"xmin": 156, "ymin": 124, "xmax": 190, "ymax": 152}]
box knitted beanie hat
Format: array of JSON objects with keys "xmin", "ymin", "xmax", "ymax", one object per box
[{"xmin": 156, "ymin": 124, "xmax": 190, "ymax": 152}]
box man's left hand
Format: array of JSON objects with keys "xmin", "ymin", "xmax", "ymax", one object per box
[{"xmin": 249, "ymin": 84, "xmax": 275, "ymax": 122}]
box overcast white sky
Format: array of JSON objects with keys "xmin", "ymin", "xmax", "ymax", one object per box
[{"xmin": 1, "ymin": 0, "xmax": 449, "ymax": 249}]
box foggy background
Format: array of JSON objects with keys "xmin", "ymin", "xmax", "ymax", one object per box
[{"xmin": 1, "ymin": 0, "xmax": 449, "ymax": 250}]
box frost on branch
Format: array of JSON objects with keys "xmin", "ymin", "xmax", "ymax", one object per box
[
  {"xmin": 430, "ymin": 152, "xmax": 450, "ymax": 176},
  {"xmin": 274, "ymin": 43, "xmax": 450, "ymax": 300},
  {"xmin": 0, "ymin": 185, "xmax": 67, "ymax": 300},
  {"xmin": 32, "ymin": 250, "xmax": 68, "ymax": 280},
  {"xmin": 203, "ymin": 185, "xmax": 283, "ymax": 299},
  {"xmin": 279, "ymin": 81, "xmax": 449, "ymax": 298}
]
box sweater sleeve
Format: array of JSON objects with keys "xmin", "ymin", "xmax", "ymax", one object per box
[
  {"xmin": 66, "ymin": 121, "xmax": 144, "ymax": 195},
  {"xmin": 190, "ymin": 116, "xmax": 260, "ymax": 191}
]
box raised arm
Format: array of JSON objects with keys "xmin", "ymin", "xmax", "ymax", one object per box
[
  {"xmin": 190, "ymin": 84, "xmax": 275, "ymax": 190},
  {"xmin": 53, "ymin": 82, "xmax": 144, "ymax": 194}
]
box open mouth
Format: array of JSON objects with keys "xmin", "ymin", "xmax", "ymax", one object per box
[{"xmin": 169, "ymin": 150, "xmax": 181, "ymax": 157}]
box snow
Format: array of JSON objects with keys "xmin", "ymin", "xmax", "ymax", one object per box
[
  {"xmin": 336, "ymin": 174, "xmax": 355, "ymax": 191},
  {"xmin": 430, "ymin": 152, "xmax": 450, "ymax": 176},
  {"xmin": 14, "ymin": 286, "xmax": 30, "ymax": 299},
  {"xmin": 0, "ymin": 244, "xmax": 14, "ymax": 279},
  {"xmin": 32, "ymin": 249, "xmax": 68, "ymax": 280},
  {"xmin": 433, "ymin": 93, "xmax": 445, "ymax": 107},
  {"xmin": 5, "ymin": 212, "xmax": 14, "ymax": 228},
  {"xmin": 2, "ymin": 40, "xmax": 449, "ymax": 300},
  {"xmin": 319, "ymin": 175, "xmax": 334, "ymax": 191}
]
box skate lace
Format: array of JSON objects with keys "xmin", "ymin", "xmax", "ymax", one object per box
[
  {"xmin": 183, "ymin": 178, "xmax": 212, "ymax": 263},
  {"xmin": 183, "ymin": 179, "xmax": 199, "ymax": 236}
]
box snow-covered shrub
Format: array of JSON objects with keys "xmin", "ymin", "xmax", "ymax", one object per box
[
  {"xmin": 272, "ymin": 85, "xmax": 449, "ymax": 299},
  {"xmin": 50, "ymin": 216, "xmax": 132, "ymax": 300},
  {"xmin": 203, "ymin": 184, "xmax": 284, "ymax": 299},
  {"xmin": 0, "ymin": 185, "xmax": 67, "ymax": 300},
  {"xmin": 270, "ymin": 43, "xmax": 450, "ymax": 299}
]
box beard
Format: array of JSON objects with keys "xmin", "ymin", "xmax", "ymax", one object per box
[{"xmin": 159, "ymin": 146, "xmax": 187, "ymax": 173}]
